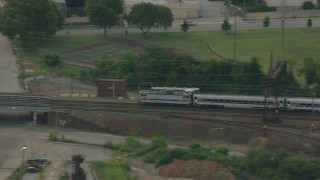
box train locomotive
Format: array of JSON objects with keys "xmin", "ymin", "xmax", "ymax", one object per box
[{"xmin": 138, "ymin": 87, "xmax": 320, "ymax": 112}]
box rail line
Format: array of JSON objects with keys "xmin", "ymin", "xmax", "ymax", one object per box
[{"xmin": 50, "ymin": 99, "xmax": 320, "ymax": 142}]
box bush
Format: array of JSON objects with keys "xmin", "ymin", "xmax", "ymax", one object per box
[
  {"xmin": 49, "ymin": 131, "xmax": 58, "ymax": 141},
  {"xmin": 119, "ymin": 136, "xmax": 141, "ymax": 153},
  {"xmin": 103, "ymin": 141, "xmax": 120, "ymax": 150},
  {"xmin": 170, "ymin": 148, "xmax": 190, "ymax": 160},
  {"xmin": 221, "ymin": 18, "xmax": 231, "ymax": 31},
  {"xmin": 155, "ymin": 152, "xmax": 173, "ymax": 168},
  {"xmin": 44, "ymin": 54, "xmax": 61, "ymax": 67},
  {"xmin": 307, "ymin": 18, "xmax": 312, "ymax": 27},
  {"xmin": 263, "ymin": 16, "xmax": 271, "ymax": 28},
  {"xmin": 245, "ymin": 2, "xmax": 276, "ymax": 12},
  {"xmin": 302, "ymin": 1, "xmax": 314, "ymax": 9}
]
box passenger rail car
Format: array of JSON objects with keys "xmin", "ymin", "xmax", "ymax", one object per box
[
  {"xmin": 193, "ymin": 94, "xmax": 284, "ymax": 109},
  {"xmin": 138, "ymin": 87, "xmax": 319, "ymax": 112},
  {"xmin": 286, "ymin": 97, "xmax": 320, "ymax": 112}
]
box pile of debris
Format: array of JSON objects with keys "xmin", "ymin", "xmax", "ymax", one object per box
[{"xmin": 153, "ymin": 159, "xmax": 236, "ymax": 180}]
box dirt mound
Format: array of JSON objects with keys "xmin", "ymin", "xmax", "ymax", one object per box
[
  {"xmin": 249, "ymin": 137, "xmax": 269, "ymax": 148},
  {"xmin": 155, "ymin": 159, "xmax": 235, "ymax": 180}
]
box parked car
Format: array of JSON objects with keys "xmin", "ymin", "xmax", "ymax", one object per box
[
  {"xmin": 180, "ymin": 21, "xmax": 196, "ymax": 26},
  {"xmin": 26, "ymin": 159, "xmax": 49, "ymax": 173}
]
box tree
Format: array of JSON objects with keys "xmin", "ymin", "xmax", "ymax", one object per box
[
  {"xmin": 221, "ymin": 18, "xmax": 231, "ymax": 31},
  {"xmin": 127, "ymin": 2, "xmax": 173, "ymax": 35},
  {"xmin": 307, "ymin": 18, "xmax": 312, "ymax": 28},
  {"xmin": 181, "ymin": 20, "xmax": 189, "ymax": 32},
  {"xmin": 66, "ymin": 0, "xmax": 86, "ymax": 7},
  {"xmin": 86, "ymin": 0, "xmax": 124, "ymax": 37},
  {"xmin": 263, "ymin": 16, "xmax": 271, "ymax": 28},
  {"xmin": 299, "ymin": 58, "xmax": 320, "ymax": 85},
  {"xmin": 0, "ymin": 0, "xmax": 63, "ymax": 45},
  {"xmin": 302, "ymin": 1, "xmax": 314, "ymax": 9}
]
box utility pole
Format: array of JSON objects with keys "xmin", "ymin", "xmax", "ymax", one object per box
[
  {"xmin": 309, "ymin": 83, "xmax": 317, "ymax": 135},
  {"xmin": 230, "ymin": 5, "xmax": 242, "ymax": 61},
  {"xmin": 281, "ymin": 0, "xmax": 286, "ymax": 60}
]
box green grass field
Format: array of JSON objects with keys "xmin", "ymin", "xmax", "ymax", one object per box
[{"xmin": 28, "ymin": 27, "xmax": 320, "ymax": 75}]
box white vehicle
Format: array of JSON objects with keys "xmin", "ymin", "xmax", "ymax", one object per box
[
  {"xmin": 193, "ymin": 94, "xmax": 282, "ymax": 109},
  {"xmin": 286, "ymin": 97, "xmax": 320, "ymax": 112},
  {"xmin": 138, "ymin": 87, "xmax": 198, "ymax": 105},
  {"xmin": 138, "ymin": 87, "xmax": 320, "ymax": 112}
]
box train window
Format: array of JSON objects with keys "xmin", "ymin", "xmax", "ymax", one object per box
[
  {"xmin": 194, "ymin": 97, "xmax": 197, "ymax": 100},
  {"xmin": 212, "ymin": 99, "xmax": 218, "ymax": 102},
  {"xmin": 225, "ymin": 100, "xmax": 230, "ymax": 103},
  {"xmin": 287, "ymin": 101, "xmax": 290, "ymax": 104},
  {"xmin": 231, "ymin": 100, "xmax": 236, "ymax": 103},
  {"xmin": 185, "ymin": 96, "xmax": 189, "ymax": 98}
]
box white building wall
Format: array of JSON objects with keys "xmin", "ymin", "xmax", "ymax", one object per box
[
  {"xmin": 125, "ymin": 0, "xmax": 199, "ymax": 19},
  {"xmin": 265, "ymin": 0, "xmax": 317, "ymax": 7}
]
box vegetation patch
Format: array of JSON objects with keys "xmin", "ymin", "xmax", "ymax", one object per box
[
  {"xmin": 106, "ymin": 136, "xmax": 320, "ymax": 180},
  {"xmin": 90, "ymin": 160, "xmax": 138, "ymax": 180}
]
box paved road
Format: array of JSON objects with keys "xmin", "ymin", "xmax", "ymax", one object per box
[
  {"xmin": 57, "ymin": 1, "xmax": 320, "ymax": 36},
  {"xmin": 0, "ymin": 35, "xmax": 24, "ymax": 92},
  {"xmin": 57, "ymin": 16, "xmax": 320, "ymax": 37}
]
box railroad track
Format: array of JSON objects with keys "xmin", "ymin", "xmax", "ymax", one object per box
[{"xmin": 50, "ymin": 99, "xmax": 320, "ymax": 142}]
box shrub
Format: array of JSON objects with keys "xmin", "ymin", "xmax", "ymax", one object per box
[
  {"xmin": 49, "ymin": 131, "xmax": 58, "ymax": 141},
  {"xmin": 155, "ymin": 152, "xmax": 173, "ymax": 168},
  {"xmin": 245, "ymin": 2, "xmax": 276, "ymax": 12},
  {"xmin": 214, "ymin": 147, "xmax": 229, "ymax": 156},
  {"xmin": 302, "ymin": 1, "xmax": 314, "ymax": 9},
  {"xmin": 263, "ymin": 16, "xmax": 271, "ymax": 28},
  {"xmin": 119, "ymin": 136, "xmax": 141, "ymax": 153},
  {"xmin": 170, "ymin": 148, "xmax": 190, "ymax": 160},
  {"xmin": 103, "ymin": 141, "xmax": 120, "ymax": 150},
  {"xmin": 307, "ymin": 18, "xmax": 313, "ymax": 27},
  {"xmin": 221, "ymin": 18, "xmax": 231, "ymax": 31},
  {"xmin": 44, "ymin": 54, "xmax": 61, "ymax": 67}
]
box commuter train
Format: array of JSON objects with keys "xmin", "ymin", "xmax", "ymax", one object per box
[{"xmin": 138, "ymin": 87, "xmax": 320, "ymax": 112}]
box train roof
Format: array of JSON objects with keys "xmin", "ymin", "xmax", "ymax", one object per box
[
  {"xmin": 287, "ymin": 97, "xmax": 320, "ymax": 103},
  {"xmin": 151, "ymin": 87, "xmax": 199, "ymax": 92},
  {"xmin": 194, "ymin": 94, "xmax": 272, "ymax": 100}
]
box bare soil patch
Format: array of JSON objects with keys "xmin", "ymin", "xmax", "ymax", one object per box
[{"xmin": 60, "ymin": 39, "xmax": 145, "ymax": 67}]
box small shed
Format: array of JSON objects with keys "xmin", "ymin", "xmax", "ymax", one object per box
[{"xmin": 97, "ymin": 78, "xmax": 126, "ymax": 97}]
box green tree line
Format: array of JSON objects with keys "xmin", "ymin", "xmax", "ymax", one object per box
[{"xmin": 81, "ymin": 45, "xmax": 299, "ymax": 95}]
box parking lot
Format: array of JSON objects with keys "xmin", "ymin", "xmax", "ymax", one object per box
[{"xmin": 0, "ymin": 120, "xmax": 114, "ymax": 180}]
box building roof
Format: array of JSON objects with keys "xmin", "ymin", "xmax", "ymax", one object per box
[
  {"xmin": 125, "ymin": 0, "xmax": 168, "ymax": 4},
  {"xmin": 52, "ymin": 0, "xmax": 65, "ymax": 4}
]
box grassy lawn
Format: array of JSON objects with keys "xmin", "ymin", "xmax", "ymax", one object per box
[
  {"xmin": 24, "ymin": 27, "xmax": 320, "ymax": 76},
  {"xmin": 90, "ymin": 160, "xmax": 138, "ymax": 180}
]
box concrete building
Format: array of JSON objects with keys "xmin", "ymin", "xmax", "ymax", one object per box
[
  {"xmin": 124, "ymin": 0, "xmax": 200, "ymax": 19},
  {"xmin": 265, "ymin": 0, "xmax": 317, "ymax": 8}
]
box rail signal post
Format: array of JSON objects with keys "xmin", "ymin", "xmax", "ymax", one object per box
[
  {"xmin": 262, "ymin": 58, "xmax": 287, "ymax": 137},
  {"xmin": 309, "ymin": 83, "xmax": 317, "ymax": 135}
]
